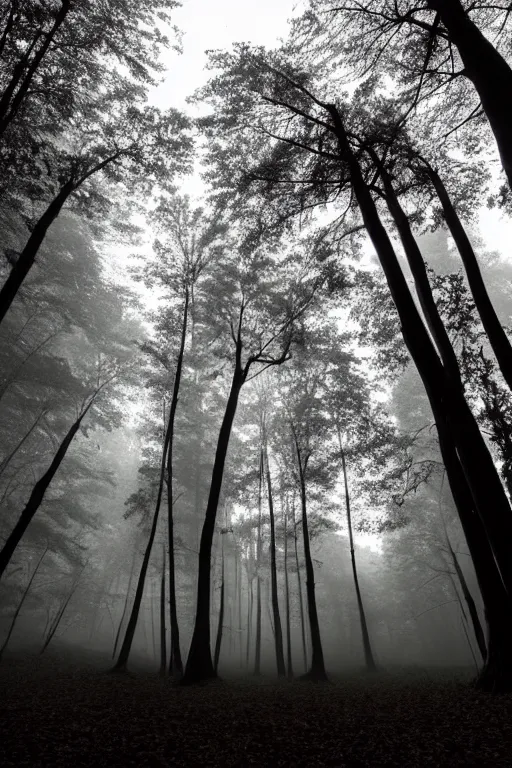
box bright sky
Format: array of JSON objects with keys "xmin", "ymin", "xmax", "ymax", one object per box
[{"xmin": 151, "ymin": 0, "xmax": 304, "ymax": 110}]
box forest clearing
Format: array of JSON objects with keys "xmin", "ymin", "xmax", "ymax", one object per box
[{"xmin": 2, "ymin": 649, "xmax": 512, "ymax": 767}]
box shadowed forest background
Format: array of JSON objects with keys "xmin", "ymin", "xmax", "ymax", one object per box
[{"xmin": 2, "ymin": 0, "xmax": 512, "ymax": 765}]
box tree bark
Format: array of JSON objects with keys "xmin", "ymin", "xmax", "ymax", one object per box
[
  {"xmin": 166, "ymin": 288, "xmax": 189, "ymax": 680},
  {"xmin": 0, "ymin": 180, "xmax": 76, "ymax": 326},
  {"xmin": 112, "ymin": 546, "xmax": 137, "ymax": 660},
  {"xmin": 294, "ymin": 438, "xmax": 328, "ymax": 681},
  {"xmin": 213, "ymin": 534, "xmax": 225, "ymax": 673},
  {"xmin": 292, "ymin": 499, "xmax": 308, "ymax": 674},
  {"xmin": 283, "ymin": 498, "xmax": 294, "ymax": 678},
  {"xmin": 427, "ymin": 0, "xmax": 512, "ymax": 191},
  {"xmin": 338, "ymin": 434, "xmax": 376, "ymax": 671},
  {"xmin": 0, "ymin": 544, "xmax": 48, "ymax": 661},
  {"xmin": 264, "ymin": 441, "xmax": 286, "ymax": 676},
  {"xmin": 181, "ymin": 364, "xmax": 245, "ymax": 683},
  {"xmin": 0, "ymin": 400, "xmax": 93, "ymax": 578},
  {"xmin": 254, "ymin": 446, "xmax": 264, "ymax": 676},
  {"xmin": 423, "ymin": 159, "xmax": 512, "ymax": 393},
  {"xmin": 446, "ymin": 536, "xmax": 486, "ymax": 663},
  {"xmin": 40, "ymin": 565, "xmax": 84, "ymax": 654},
  {"xmin": 330, "ymin": 106, "xmax": 512, "ymax": 601},
  {"xmin": 159, "ymin": 544, "xmax": 167, "ymax": 676}
]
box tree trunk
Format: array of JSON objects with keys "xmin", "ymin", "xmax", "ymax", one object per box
[
  {"xmin": 246, "ymin": 568, "xmax": 253, "ymax": 670},
  {"xmin": 338, "ymin": 434, "xmax": 376, "ymax": 671},
  {"xmin": 427, "ymin": 0, "xmax": 512, "ymax": 190},
  {"xmin": 166, "ymin": 288, "xmax": 189, "ymax": 680},
  {"xmin": 294, "ymin": 439, "xmax": 328, "ymax": 681},
  {"xmin": 330, "ymin": 106, "xmax": 512, "ymax": 601},
  {"xmin": 112, "ymin": 547, "xmax": 138, "ymax": 660},
  {"xmin": 0, "ymin": 544, "xmax": 48, "ymax": 661},
  {"xmin": 292, "ymin": 499, "xmax": 308, "ymax": 674},
  {"xmin": 0, "ymin": 401, "xmax": 93, "ymax": 578},
  {"xmin": 40, "ymin": 566, "xmax": 84, "ymax": 655},
  {"xmin": 435, "ymin": 407, "xmax": 512, "ymax": 691},
  {"xmin": 181, "ymin": 366, "xmax": 245, "ymax": 684},
  {"xmin": 0, "ymin": 180, "xmax": 76, "ymax": 327},
  {"xmin": 0, "ymin": 0, "xmax": 72, "ymax": 135},
  {"xmin": 446, "ymin": 534, "xmax": 486, "ymax": 662},
  {"xmin": 253, "ymin": 446, "xmax": 264, "ymax": 676},
  {"xmin": 213, "ymin": 534, "xmax": 225, "ymax": 673},
  {"xmin": 424, "ymin": 159, "xmax": 512, "ymax": 393},
  {"xmin": 160, "ymin": 544, "xmax": 167, "ymax": 676},
  {"xmin": 283, "ymin": 498, "xmax": 294, "ymax": 678},
  {"xmin": 264, "ymin": 441, "xmax": 286, "ymax": 676}
]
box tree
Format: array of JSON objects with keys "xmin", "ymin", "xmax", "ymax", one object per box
[{"xmin": 181, "ymin": 242, "xmax": 319, "ymax": 684}]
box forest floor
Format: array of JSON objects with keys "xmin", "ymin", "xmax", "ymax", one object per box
[{"xmin": 1, "ymin": 649, "xmax": 512, "ymax": 767}]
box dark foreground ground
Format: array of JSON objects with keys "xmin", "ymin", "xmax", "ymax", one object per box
[{"xmin": 1, "ymin": 651, "xmax": 512, "ymax": 767}]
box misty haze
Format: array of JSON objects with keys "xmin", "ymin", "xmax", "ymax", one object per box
[{"xmin": 1, "ymin": 1, "xmax": 512, "ymax": 766}]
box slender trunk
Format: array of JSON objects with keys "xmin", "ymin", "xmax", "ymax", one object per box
[
  {"xmin": 246, "ymin": 569, "xmax": 253, "ymax": 669},
  {"xmin": 424, "ymin": 160, "xmax": 512, "ymax": 393},
  {"xmin": 237, "ymin": 553, "xmax": 243, "ymax": 667},
  {"xmin": 181, "ymin": 364, "xmax": 245, "ymax": 684},
  {"xmin": 0, "ymin": 180, "xmax": 75, "ymax": 327},
  {"xmin": 40, "ymin": 566, "xmax": 84, "ymax": 654},
  {"xmin": 254, "ymin": 575, "xmax": 262, "ymax": 675},
  {"xmin": 294, "ymin": 440, "xmax": 328, "ymax": 681},
  {"xmin": 213, "ymin": 535, "xmax": 225, "ymax": 673},
  {"xmin": 254, "ymin": 446, "xmax": 264, "ymax": 676},
  {"xmin": 330, "ymin": 107, "xmax": 512, "ymax": 600},
  {"xmin": 112, "ymin": 547, "xmax": 137, "ymax": 659},
  {"xmin": 150, "ymin": 579, "xmax": 157, "ymax": 665},
  {"xmin": 338, "ymin": 434, "xmax": 376, "ymax": 671},
  {"xmin": 113, "ymin": 409, "xmax": 174, "ymax": 671},
  {"xmin": 166, "ymin": 288, "xmax": 189, "ymax": 680},
  {"xmin": 427, "ymin": 0, "xmax": 512, "ymax": 190},
  {"xmin": 446, "ymin": 535, "xmax": 487, "ymax": 662},
  {"xmin": 0, "ymin": 544, "xmax": 47, "ymax": 661},
  {"xmin": 0, "ymin": 408, "xmax": 47, "ymax": 478},
  {"xmin": 159, "ymin": 544, "xmax": 167, "ymax": 676},
  {"xmin": 293, "ymin": 500, "xmax": 308, "ymax": 674},
  {"xmin": 264, "ymin": 441, "xmax": 286, "ymax": 676},
  {"xmin": 283, "ymin": 498, "xmax": 293, "ymax": 678},
  {"xmin": 0, "ymin": 400, "xmax": 93, "ymax": 578},
  {"xmin": 0, "ymin": 0, "xmax": 72, "ymax": 135}
]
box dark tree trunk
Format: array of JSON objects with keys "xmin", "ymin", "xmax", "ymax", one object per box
[
  {"xmin": 294, "ymin": 439, "xmax": 328, "ymax": 681},
  {"xmin": 254, "ymin": 575, "xmax": 262, "ymax": 676},
  {"xmin": 292, "ymin": 499, "xmax": 308, "ymax": 674},
  {"xmin": 435, "ymin": 408, "xmax": 512, "ymax": 691},
  {"xmin": 246, "ymin": 569, "xmax": 253, "ymax": 670},
  {"xmin": 283, "ymin": 499, "xmax": 294, "ymax": 678},
  {"xmin": 159, "ymin": 544, "xmax": 167, "ymax": 676},
  {"xmin": 427, "ymin": 0, "xmax": 512, "ymax": 190},
  {"xmin": 447, "ymin": 538, "xmax": 486, "ymax": 663},
  {"xmin": 0, "ymin": 401, "xmax": 93, "ymax": 578},
  {"xmin": 113, "ymin": 405, "xmax": 174, "ymax": 671},
  {"xmin": 112, "ymin": 547, "xmax": 137, "ymax": 660},
  {"xmin": 338, "ymin": 436, "xmax": 376, "ymax": 672},
  {"xmin": 181, "ymin": 365, "xmax": 245, "ymax": 684},
  {"xmin": 264, "ymin": 441, "xmax": 286, "ymax": 676},
  {"xmin": 237, "ymin": 553, "xmax": 243, "ymax": 667},
  {"xmin": 213, "ymin": 535, "xmax": 225, "ymax": 673},
  {"xmin": 0, "ymin": 544, "xmax": 48, "ymax": 661},
  {"xmin": 330, "ymin": 106, "xmax": 512, "ymax": 601},
  {"xmin": 0, "ymin": 0, "xmax": 72, "ymax": 135},
  {"xmin": 253, "ymin": 446, "xmax": 264, "ymax": 676},
  {"xmin": 423, "ymin": 159, "xmax": 512, "ymax": 393},
  {"xmin": 40, "ymin": 566, "xmax": 84, "ymax": 655},
  {"xmin": 0, "ymin": 180, "xmax": 75, "ymax": 327},
  {"xmin": 166, "ymin": 288, "xmax": 189, "ymax": 680}
]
